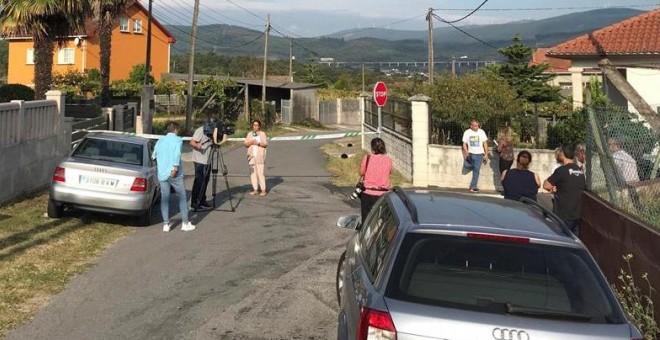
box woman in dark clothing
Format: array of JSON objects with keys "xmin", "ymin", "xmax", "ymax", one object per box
[{"xmin": 502, "ymin": 150, "xmax": 541, "ymax": 201}]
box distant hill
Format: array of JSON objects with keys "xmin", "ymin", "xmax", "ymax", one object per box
[{"xmin": 167, "ymin": 8, "xmax": 645, "ymax": 62}]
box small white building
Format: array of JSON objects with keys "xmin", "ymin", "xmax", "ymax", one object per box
[{"xmin": 546, "ymin": 9, "xmax": 660, "ymax": 112}]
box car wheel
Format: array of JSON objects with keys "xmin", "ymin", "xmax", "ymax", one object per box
[
  {"xmin": 136, "ymin": 203, "xmax": 153, "ymax": 227},
  {"xmin": 336, "ymin": 251, "xmax": 347, "ymax": 306},
  {"xmin": 47, "ymin": 199, "xmax": 64, "ymax": 218}
]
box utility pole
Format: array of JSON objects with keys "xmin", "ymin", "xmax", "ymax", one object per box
[
  {"xmin": 144, "ymin": 0, "xmax": 153, "ymax": 84},
  {"xmin": 185, "ymin": 0, "xmax": 201, "ymax": 133},
  {"xmin": 426, "ymin": 8, "xmax": 434, "ymax": 84},
  {"xmin": 261, "ymin": 14, "xmax": 271, "ymax": 122},
  {"xmin": 361, "ymin": 62, "xmax": 365, "ymax": 92},
  {"xmin": 451, "ymin": 56, "xmax": 456, "ymax": 76},
  {"xmin": 289, "ymin": 38, "xmax": 293, "ymax": 82}
]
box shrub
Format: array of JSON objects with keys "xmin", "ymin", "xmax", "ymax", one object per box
[
  {"xmin": 0, "ymin": 84, "xmax": 35, "ymax": 102},
  {"xmin": 546, "ymin": 109, "xmax": 586, "ymax": 149},
  {"xmin": 612, "ymin": 254, "xmax": 658, "ymax": 340}
]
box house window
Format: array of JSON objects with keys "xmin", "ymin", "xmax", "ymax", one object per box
[
  {"xmin": 119, "ymin": 17, "xmax": 129, "ymax": 32},
  {"xmin": 133, "ymin": 19, "xmax": 143, "ymax": 33},
  {"xmin": 57, "ymin": 48, "xmax": 75, "ymax": 65},
  {"xmin": 26, "ymin": 49, "xmax": 34, "ymax": 65}
]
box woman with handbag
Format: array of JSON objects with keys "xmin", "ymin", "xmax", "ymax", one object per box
[
  {"xmin": 244, "ymin": 119, "xmax": 269, "ymax": 196},
  {"xmin": 359, "ymin": 138, "xmax": 392, "ymax": 223}
]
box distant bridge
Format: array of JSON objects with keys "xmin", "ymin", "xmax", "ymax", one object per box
[{"xmin": 317, "ymin": 60, "xmax": 500, "ymax": 68}]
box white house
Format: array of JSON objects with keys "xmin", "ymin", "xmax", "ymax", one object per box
[{"xmin": 546, "ymin": 9, "xmax": 660, "ymax": 112}]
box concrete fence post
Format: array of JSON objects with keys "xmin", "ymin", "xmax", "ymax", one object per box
[
  {"xmin": 45, "ymin": 90, "xmax": 66, "ymax": 118},
  {"xmin": 113, "ymin": 105, "xmax": 124, "ymax": 132},
  {"xmin": 359, "ymin": 92, "xmax": 369, "ymax": 150},
  {"xmin": 127, "ymin": 102, "xmax": 140, "ymax": 133},
  {"xmin": 103, "ymin": 107, "xmax": 114, "ymax": 130},
  {"xmin": 336, "ymin": 98, "xmax": 342, "ymax": 125},
  {"xmin": 141, "ymin": 85, "xmax": 154, "ymax": 134},
  {"xmin": 410, "ymin": 95, "xmax": 432, "ymax": 187},
  {"xmin": 10, "ymin": 100, "xmax": 24, "ymax": 143}
]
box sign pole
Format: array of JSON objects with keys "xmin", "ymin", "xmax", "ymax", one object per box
[
  {"xmin": 377, "ymin": 106, "xmax": 382, "ymax": 136},
  {"xmin": 373, "ymin": 81, "xmax": 388, "ymax": 138}
]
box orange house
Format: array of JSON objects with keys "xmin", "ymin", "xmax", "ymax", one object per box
[{"xmin": 6, "ymin": 1, "xmax": 176, "ymax": 86}]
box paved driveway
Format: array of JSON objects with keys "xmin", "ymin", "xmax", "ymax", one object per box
[{"xmin": 8, "ymin": 137, "xmax": 359, "ymax": 340}]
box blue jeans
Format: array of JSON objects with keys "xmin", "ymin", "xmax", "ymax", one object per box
[
  {"xmin": 159, "ymin": 175, "xmax": 189, "ymax": 223},
  {"xmin": 463, "ymin": 153, "xmax": 484, "ymax": 189}
]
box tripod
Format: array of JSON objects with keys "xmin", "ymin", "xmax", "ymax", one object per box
[{"xmin": 197, "ymin": 140, "xmax": 235, "ymax": 212}]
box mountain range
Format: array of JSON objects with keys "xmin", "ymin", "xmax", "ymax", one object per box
[{"xmin": 166, "ymin": 8, "xmax": 644, "ymax": 62}]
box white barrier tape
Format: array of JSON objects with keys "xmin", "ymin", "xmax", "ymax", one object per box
[{"xmin": 85, "ymin": 130, "xmax": 373, "ymax": 142}]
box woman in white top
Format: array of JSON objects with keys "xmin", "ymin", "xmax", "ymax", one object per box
[{"xmin": 244, "ymin": 120, "xmax": 269, "ymax": 196}]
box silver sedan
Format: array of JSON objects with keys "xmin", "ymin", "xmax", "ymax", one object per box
[{"xmin": 48, "ymin": 132, "xmax": 159, "ymax": 226}]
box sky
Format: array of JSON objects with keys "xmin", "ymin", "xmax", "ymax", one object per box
[{"xmin": 147, "ymin": 0, "xmax": 659, "ymax": 36}]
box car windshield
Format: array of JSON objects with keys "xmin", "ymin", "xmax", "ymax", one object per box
[
  {"xmin": 73, "ymin": 137, "xmax": 144, "ymax": 166},
  {"xmin": 385, "ymin": 234, "xmax": 625, "ymax": 324}
]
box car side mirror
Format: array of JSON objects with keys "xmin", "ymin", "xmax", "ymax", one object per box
[{"xmin": 337, "ymin": 214, "xmax": 361, "ymax": 230}]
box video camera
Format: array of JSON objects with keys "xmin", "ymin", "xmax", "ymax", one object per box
[{"xmin": 203, "ymin": 118, "xmax": 235, "ymax": 143}]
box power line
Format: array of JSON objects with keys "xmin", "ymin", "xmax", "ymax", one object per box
[
  {"xmin": 438, "ymin": 0, "xmax": 490, "ymax": 24},
  {"xmin": 223, "ymin": 0, "xmax": 267, "ymax": 22},
  {"xmin": 433, "ymin": 3, "xmax": 658, "ymax": 11},
  {"xmin": 432, "ymin": 13, "xmax": 500, "ymax": 51}
]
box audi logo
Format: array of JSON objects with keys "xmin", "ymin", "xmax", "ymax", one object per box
[{"xmin": 492, "ymin": 328, "xmax": 530, "ymax": 340}]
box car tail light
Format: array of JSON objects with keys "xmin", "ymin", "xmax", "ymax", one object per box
[
  {"xmin": 357, "ymin": 307, "xmax": 397, "ymax": 340},
  {"xmin": 130, "ymin": 178, "xmax": 147, "ymax": 192},
  {"xmin": 53, "ymin": 167, "xmax": 65, "ymax": 182},
  {"xmin": 467, "ymin": 233, "xmax": 530, "ymax": 244}
]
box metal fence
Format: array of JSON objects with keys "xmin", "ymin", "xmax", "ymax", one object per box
[
  {"xmin": 365, "ymin": 99, "xmax": 412, "ymax": 139},
  {"xmin": 585, "ymin": 105, "xmax": 660, "ymax": 229},
  {"xmin": 281, "ymin": 99, "xmax": 292, "ymax": 124},
  {"xmin": 71, "ymin": 116, "xmax": 108, "ymax": 148},
  {"xmin": 123, "ymin": 105, "xmax": 135, "ymax": 131}
]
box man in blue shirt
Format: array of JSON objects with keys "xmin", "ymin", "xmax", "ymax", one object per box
[{"xmin": 152, "ymin": 122, "xmax": 195, "ymax": 232}]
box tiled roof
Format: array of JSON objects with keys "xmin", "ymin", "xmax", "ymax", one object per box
[
  {"xmin": 530, "ymin": 48, "xmax": 572, "ymax": 72},
  {"xmin": 548, "ymin": 9, "xmax": 660, "ymax": 56}
]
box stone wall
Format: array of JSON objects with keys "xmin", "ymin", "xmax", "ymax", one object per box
[
  {"xmin": 0, "ymin": 91, "xmax": 71, "ymax": 205},
  {"xmin": 427, "ymin": 145, "xmax": 557, "ymax": 191},
  {"xmin": 363, "ymin": 125, "xmax": 413, "ymax": 180}
]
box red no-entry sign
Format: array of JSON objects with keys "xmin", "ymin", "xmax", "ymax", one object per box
[{"xmin": 373, "ymin": 81, "xmax": 388, "ymax": 107}]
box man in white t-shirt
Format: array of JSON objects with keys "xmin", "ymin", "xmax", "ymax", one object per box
[{"xmin": 462, "ymin": 119, "xmax": 490, "ymax": 192}]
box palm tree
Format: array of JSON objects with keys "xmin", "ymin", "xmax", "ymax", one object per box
[
  {"xmin": 0, "ymin": 0, "xmax": 90, "ymax": 99},
  {"xmin": 94, "ymin": 0, "xmax": 132, "ymax": 107}
]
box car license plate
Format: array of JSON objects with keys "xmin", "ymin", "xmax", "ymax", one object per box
[{"xmin": 79, "ymin": 175, "xmax": 118, "ymax": 188}]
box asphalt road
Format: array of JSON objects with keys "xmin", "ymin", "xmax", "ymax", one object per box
[{"xmin": 8, "ymin": 137, "xmax": 359, "ymax": 340}]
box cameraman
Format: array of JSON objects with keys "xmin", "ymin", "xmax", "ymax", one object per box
[{"xmin": 189, "ymin": 116, "xmax": 216, "ymax": 212}]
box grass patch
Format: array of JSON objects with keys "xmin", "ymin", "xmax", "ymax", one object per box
[
  {"xmin": 0, "ymin": 194, "xmax": 131, "ymax": 337},
  {"xmin": 322, "ymin": 141, "xmax": 409, "ymax": 187}
]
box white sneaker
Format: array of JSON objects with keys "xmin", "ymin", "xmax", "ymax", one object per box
[
  {"xmin": 163, "ymin": 223, "xmax": 171, "ymax": 232},
  {"xmin": 181, "ymin": 221, "xmax": 196, "ymax": 231}
]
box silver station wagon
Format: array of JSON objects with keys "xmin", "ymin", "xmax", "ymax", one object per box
[
  {"xmin": 336, "ymin": 189, "xmax": 643, "ymax": 340},
  {"xmin": 48, "ymin": 132, "xmax": 159, "ymax": 226}
]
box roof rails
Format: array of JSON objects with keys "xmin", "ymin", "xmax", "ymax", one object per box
[
  {"xmin": 519, "ymin": 197, "xmax": 573, "ymax": 237},
  {"xmin": 393, "ymin": 187, "xmax": 419, "ymax": 224}
]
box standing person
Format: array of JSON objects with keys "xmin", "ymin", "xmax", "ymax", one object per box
[
  {"xmin": 496, "ymin": 126, "xmax": 514, "ymax": 175},
  {"xmin": 543, "ymin": 143, "xmax": 586, "ymax": 236},
  {"xmin": 360, "ymin": 138, "xmax": 392, "ymax": 223},
  {"xmin": 244, "ymin": 119, "xmax": 269, "ymax": 196},
  {"xmin": 501, "ymin": 150, "xmax": 541, "ymax": 201},
  {"xmin": 152, "ymin": 122, "xmax": 195, "ymax": 232},
  {"xmin": 189, "ymin": 117, "xmax": 214, "ymax": 212},
  {"xmin": 462, "ymin": 120, "xmax": 490, "ymax": 192},
  {"xmin": 608, "ymin": 138, "xmax": 640, "ymax": 184}
]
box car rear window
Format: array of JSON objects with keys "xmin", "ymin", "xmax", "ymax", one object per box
[
  {"xmin": 385, "ymin": 234, "xmax": 625, "ymax": 324},
  {"xmin": 73, "ymin": 138, "xmax": 144, "ymax": 166}
]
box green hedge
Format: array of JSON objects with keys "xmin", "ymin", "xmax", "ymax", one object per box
[{"xmin": 0, "ymin": 84, "xmax": 35, "ymax": 102}]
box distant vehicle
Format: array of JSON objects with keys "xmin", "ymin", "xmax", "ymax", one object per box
[
  {"xmin": 336, "ymin": 189, "xmax": 643, "ymax": 340},
  {"xmin": 48, "ymin": 132, "xmax": 159, "ymax": 226}
]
